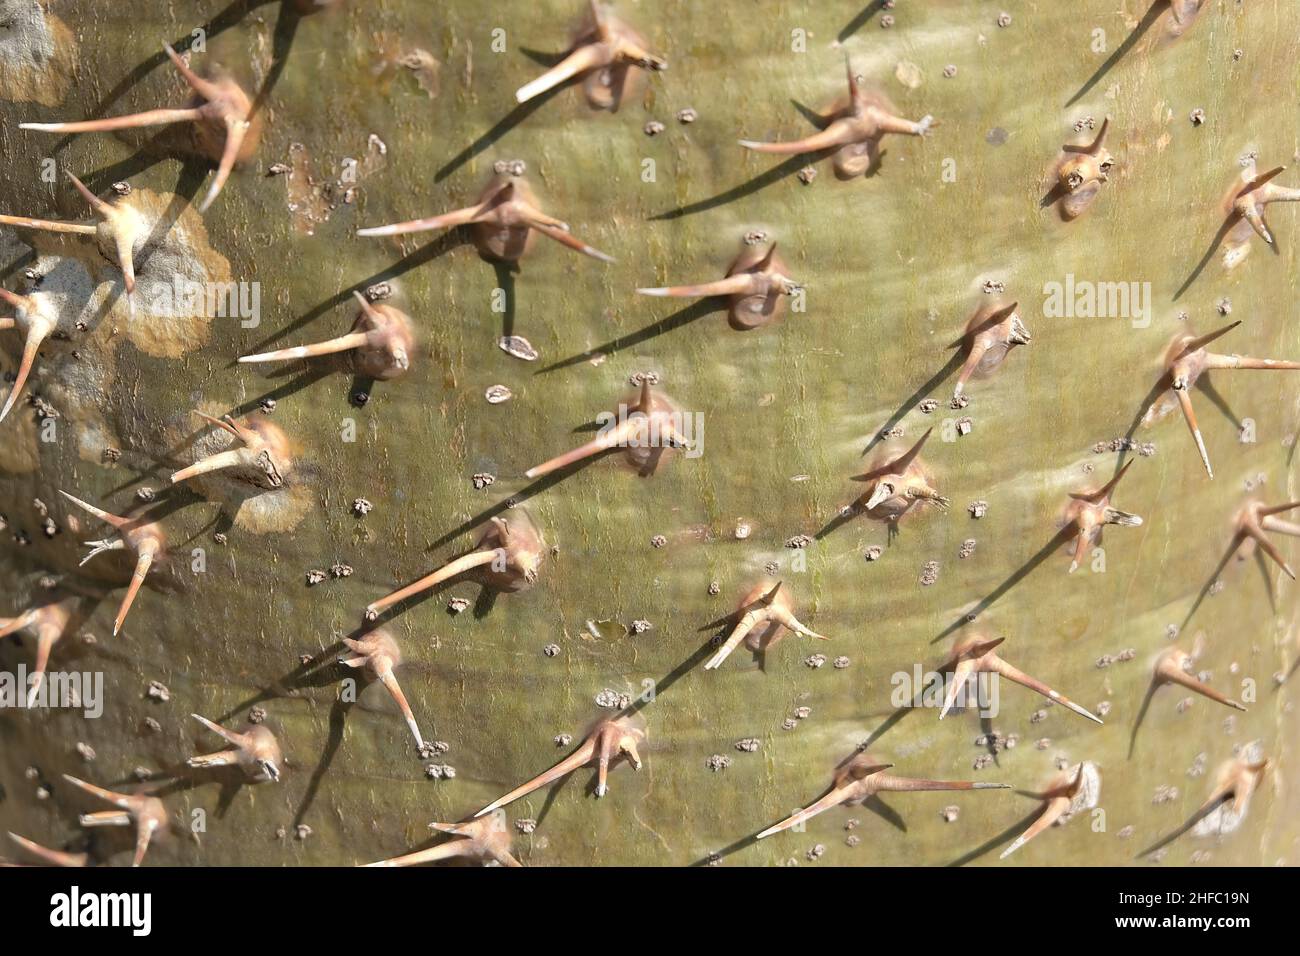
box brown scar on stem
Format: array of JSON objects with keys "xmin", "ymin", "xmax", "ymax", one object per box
[
  {"xmin": 1231, "ymin": 497, "xmax": 1300, "ymax": 580},
  {"xmin": 0, "ymin": 594, "xmax": 79, "ymax": 708},
  {"xmin": 475, "ymin": 715, "xmax": 646, "ymax": 815},
  {"xmin": 20, "ymin": 45, "xmax": 259, "ymax": 212},
  {"xmin": 524, "ymin": 379, "xmax": 692, "ymax": 479},
  {"xmin": 170, "ymin": 410, "xmax": 293, "ymax": 489},
  {"xmin": 339, "ymin": 628, "xmax": 426, "ymax": 751},
  {"xmin": 951, "ymin": 300, "xmax": 1030, "ymax": 400},
  {"xmin": 850, "ymin": 427, "xmax": 948, "ymax": 520},
  {"xmin": 1000, "ymin": 761, "xmax": 1099, "ymax": 859},
  {"xmin": 358, "ymin": 166, "xmax": 614, "ymax": 264},
  {"xmin": 57, "ymin": 490, "xmax": 166, "ymax": 636},
  {"xmin": 756, "ymin": 751, "xmax": 1008, "ymax": 840},
  {"xmin": 515, "ymin": 1, "xmax": 666, "ymax": 108},
  {"xmin": 0, "ymin": 172, "xmax": 143, "ymax": 302},
  {"xmin": 365, "ymin": 509, "xmax": 546, "ymax": 620},
  {"xmin": 1147, "ymin": 645, "xmax": 1247, "ymax": 712},
  {"xmin": 0, "ymin": 287, "xmax": 60, "ymax": 422},
  {"xmin": 1152, "ymin": 321, "xmax": 1300, "ymax": 479},
  {"xmin": 703, "ymin": 580, "xmax": 827, "ymax": 670},
  {"xmin": 5, "ymin": 832, "xmax": 88, "ymax": 868},
  {"xmin": 738, "ymin": 56, "xmax": 934, "ymax": 178},
  {"xmin": 637, "ymin": 240, "xmax": 804, "ymax": 329},
  {"xmin": 186, "ymin": 714, "xmax": 283, "ymax": 782},
  {"xmin": 240, "ymin": 292, "xmax": 414, "ymax": 381},
  {"xmin": 364, "ymin": 814, "xmax": 521, "ymax": 867},
  {"xmin": 1063, "ymin": 459, "xmax": 1143, "ymax": 573},
  {"xmin": 939, "ymin": 633, "xmax": 1104, "ymax": 724},
  {"xmin": 61, "ymin": 775, "xmax": 167, "ymax": 867}
]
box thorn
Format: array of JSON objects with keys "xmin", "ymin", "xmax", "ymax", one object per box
[
  {"xmin": 852, "ymin": 428, "xmax": 946, "ymax": 518},
  {"xmin": 6, "ymin": 832, "xmax": 88, "ymax": 868},
  {"xmin": 61, "ymin": 775, "xmax": 167, "ymax": 867},
  {"xmin": 365, "ymin": 510, "xmax": 546, "ymax": 620},
  {"xmin": 1, "ymin": 596, "xmax": 78, "ymax": 708},
  {"xmin": 170, "ymin": 412, "xmax": 291, "ymax": 488},
  {"xmin": 1161, "ymin": 324, "xmax": 1300, "ymax": 477},
  {"xmin": 340, "ymin": 629, "xmax": 426, "ymax": 750},
  {"xmin": 739, "ymin": 59, "xmax": 934, "ymax": 172},
  {"xmin": 514, "ymin": 2, "xmax": 666, "ymax": 107},
  {"xmin": 1000, "ymin": 762, "xmax": 1097, "ymax": 859},
  {"xmin": 1064, "ymin": 461, "xmax": 1142, "ymax": 572},
  {"xmin": 359, "ymin": 166, "xmax": 612, "ymax": 265},
  {"xmin": 244, "ymin": 293, "xmax": 414, "ymax": 381},
  {"xmin": 637, "ymin": 239, "xmax": 802, "ymax": 329},
  {"xmin": 953, "ymin": 300, "xmax": 1028, "ymax": 400},
  {"xmin": 0, "ymin": 289, "xmax": 56, "ymax": 424},
  {"xmin": 703, "ymin": 580, "xmax": 826, "ymax": 670},
  {"xmin": 1140, "ymin": 756, "xmax": 1268, "ymax": 855},
  {"xmin": 941, "ymin": 633, "xmax": 1103, "ymax": 724},
  {"xmin": 475, "ymin": 716, "xmax": 646, "ymax": 816},
  {"xmin": 187, "ymin": 714, "xmax": 283, "ymax": 782},
  {"xmin": 1236, "ymin": 498, "xmax": 1299, "ymax": 581},
  {"xmin": 525, "ymin": 382, "xmax": 690, "ymax": 479},
  {"xmin": 757, "ymin": 752, "xmax": 1006, "ymax": 839},
  {"xmin": 1231, "ymin": 162, "xmax": 1300, "ymax": 247},
  {"xmin": 58, "ymin": 491, "xmax": 165, "ymax": 636},
  {"xmin": 20, "ymin": 46, "xmax": 257, "ymax": 211},
  {"xmin": 1151, "ymin": 646, "xmax": 1247, "ymax": 712},
  {"xmin": 364, "ymin": 815, "xmax": 522, "ymax": 867}
]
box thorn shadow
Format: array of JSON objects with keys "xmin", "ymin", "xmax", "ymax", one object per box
[
  {"xmin": 537, "ymin": 299, "xmax": 722, "ymax": 374},
  {"xmin": 931, "ymin": 524, "xmax": 1078, "ymax": 643},
  {"xmin": 1066, "ymin": 1, "xmax": 1168, "ymax": 107},
  {"xmin": 649, "ymin": 148, "xmax": 837, "ymax": 222},
  {"xmin": 945, "ymin": 807, "xmax": 1042, "ymax": 866},
  {"xmin": 836, "ymin": 1, "xmax": 888, "ymax": 43},
  {"xmin": 861, "ymin": 350, "xmax": 966, "ymax": 458}
]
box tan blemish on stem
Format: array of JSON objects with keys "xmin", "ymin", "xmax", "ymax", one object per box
[
  {"xmin": 119, "ymin": 189, "xmax": 233, "ymax": 358},
  {"xmin": 0, "ymin": 3, "xmax": 77, "ymax": 106}
]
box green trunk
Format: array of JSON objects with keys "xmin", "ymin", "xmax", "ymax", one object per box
[{"xmin": 0, "ymin": 0, "xmax": 1297, "ymax": 867}]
